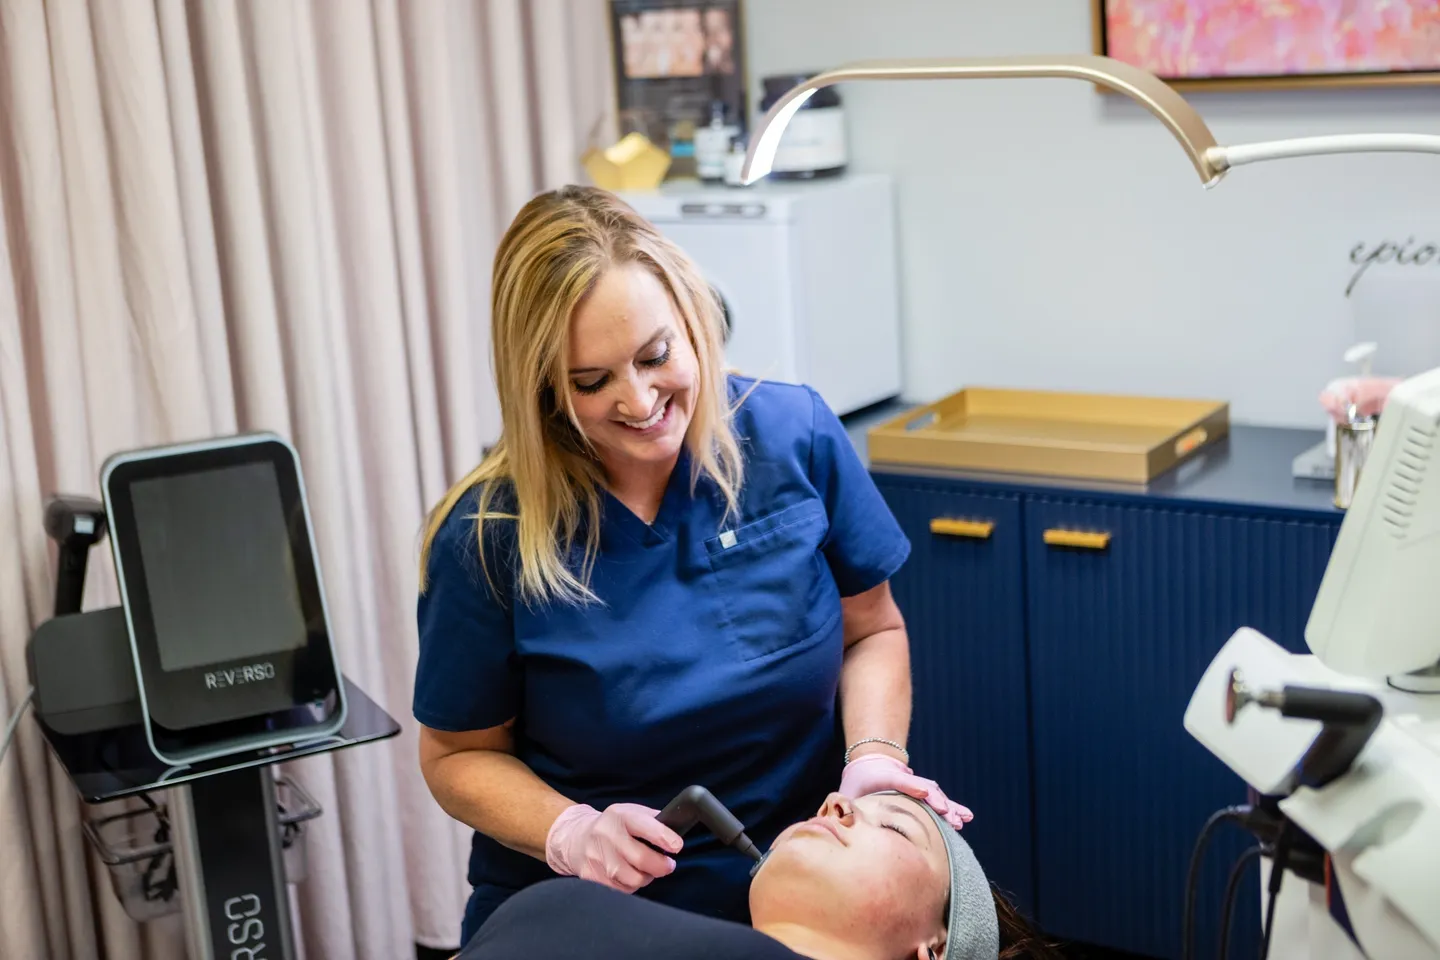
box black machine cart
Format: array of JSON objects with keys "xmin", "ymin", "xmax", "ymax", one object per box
[{"xmin": 28, "ymin": 495, "xmax": 400, "ymax": 959}]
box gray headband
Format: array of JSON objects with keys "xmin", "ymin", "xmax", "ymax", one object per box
[{"xmin": 912, "ymin": 799, "xmax": 999, "ymax": 960}]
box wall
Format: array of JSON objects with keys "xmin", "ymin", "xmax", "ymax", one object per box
[{"xmin": 744, "ymin": 0, "xmax": 1440, "ymax": 428}]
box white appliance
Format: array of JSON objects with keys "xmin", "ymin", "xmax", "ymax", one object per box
[
  {"xmin": 621, "ymin": 174, "xmax": 902, "ymax": 416},
  {"xmin": 1186, "ymin": 369, "xmax": 1440, "ymax": 959}
]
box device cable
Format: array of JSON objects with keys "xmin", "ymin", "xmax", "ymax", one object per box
[
  {"xmin": 1, "ymin": 686, "xmax": 36, "ymax": 768},
  {"xmin": 1218, "ymin": 844, "xmax": 1264, "ymax": 960},
  {"xmin": 1182, "ymin": 805, "xmax": 1248, "ymax": 960},
  {"xmin": 1259, "ymin": 829, "xmax": 1292, "ymax": 960}
]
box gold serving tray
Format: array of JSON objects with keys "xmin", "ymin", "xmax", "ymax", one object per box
[{"xmin": 868, "ymin": 387, "xmax": 1230, "ymax": 484}]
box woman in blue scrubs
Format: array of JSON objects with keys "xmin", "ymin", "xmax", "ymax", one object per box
[{"xmin": 413, "ymin": 186, "xmax": 972, "ymax": 945}]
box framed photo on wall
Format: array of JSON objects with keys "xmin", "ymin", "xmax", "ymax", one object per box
[
  {"xmin": 607, "ymin": 0, "xmax": 747, "ymax": 177},
  {"xmin": 1092, "ymin": 1, "xmax": 1440, "ymax": 90}
]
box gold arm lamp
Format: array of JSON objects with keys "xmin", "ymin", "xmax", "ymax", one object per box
[{"xmin": 739, "ymin": 54, "xmax": 1440, "ymax": 188}]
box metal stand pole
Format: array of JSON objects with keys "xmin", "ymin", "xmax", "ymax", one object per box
[{"xmin": 170, "ymin": 767, "xmax": 297, "ymax": 960}]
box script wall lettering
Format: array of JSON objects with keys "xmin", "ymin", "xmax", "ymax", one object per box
[{"xmin": 1348, "ymin": 238, "xmax": 1440, "ymax": 296}]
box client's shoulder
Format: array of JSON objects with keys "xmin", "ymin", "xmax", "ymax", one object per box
[{"xmin": 460, "ymin": 878, "xmax": 804, "ymax": 959}]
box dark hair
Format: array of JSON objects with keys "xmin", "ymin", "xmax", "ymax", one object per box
[
  {"xmin": 992, "ymin": 887, "xmax": 1063, "ymax": 960},
  {"xmin": 927, "ymin": 883, "xmax": 1062, "ymax": 960}
]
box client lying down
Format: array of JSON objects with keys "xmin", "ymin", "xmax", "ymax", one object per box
[{"xmin": 457, "ymin": 791, "xmax": 1058, "ymax": 960}]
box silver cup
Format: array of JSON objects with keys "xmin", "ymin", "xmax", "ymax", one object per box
[{"xmin": 1334, "ymin": 405, "xmax": 1377, "ymax": 509}]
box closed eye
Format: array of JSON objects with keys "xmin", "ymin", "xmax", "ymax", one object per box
[
  {"xmin": 883, "ymin": 822, "xmax": 911, "ymax": 840},
  {"xmin": 640, "ymin": 342, "xmax": 671, "ymax": 368},
  {"xmin": 572, "ymin": 341, "xmax": 670, "ymax": 395},
  {"xmin": 879, "ymin": 801, "xmax": 931, "ymax": 848}
]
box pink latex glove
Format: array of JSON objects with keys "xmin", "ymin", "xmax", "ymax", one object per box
[
  {"xmin": 1320, "ymin": 376, "xmax": 1403, "ymax": 423},
  {"xmin": 545, "ymin": 803, "xmax": 682, "ymax": 893},
  {"xmin": 839, "ymin": 754, "xmax": 974, "ymax": 829}
]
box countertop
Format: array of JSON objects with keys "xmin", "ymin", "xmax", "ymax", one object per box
[{"xmin": 841, "ymin": 400, "xmax": 1342, "ymax": 521}]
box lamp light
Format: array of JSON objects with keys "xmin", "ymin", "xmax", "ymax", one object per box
[{"xmin": 740, "ymin": 55, "xmax": 1440, "ymax": 187}]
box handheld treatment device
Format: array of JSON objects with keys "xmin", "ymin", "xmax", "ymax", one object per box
[
  {"xmin": 100, "ymin": 432, "xmax": 346, "ymax": 765},
  {"xmin": 44, "ymin": 494, "xmax": 108, "ymax": 616},
  {"xmin": 656, "ymin": 785, "xmax": 763, "ymax": 863},
  {"xmin": 1225, "ymin": 668, "xmax": 1384, "ymax": 791}
]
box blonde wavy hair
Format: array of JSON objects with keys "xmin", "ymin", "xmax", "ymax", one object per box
[{"xmin": 418, "ymin": 185, "xmax": 745, "ymax": 606}]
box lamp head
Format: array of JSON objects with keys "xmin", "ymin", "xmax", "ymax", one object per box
[
  {"xmin": 740, "ymin": 88, "xmax": 817, "ymax": 184},
  {"xmin": 739, "ymin": 56, "xmax": 1440, "ymax": 190},
  {"xmin": 739, "ymin": 55, "xmax": 1226, "ymax": 188}
]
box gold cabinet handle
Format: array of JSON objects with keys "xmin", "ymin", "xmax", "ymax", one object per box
[
  {"xmin": 929, "ymin": 518, "xmax": 995, "ymax": 539},
  {"xmin": 1174, "ymin": 426, "xmax": 1208, "ymax": 457},
  {"xmin": 1043, "ymin": 528, "xmax": 1111, "ymax": 550}
]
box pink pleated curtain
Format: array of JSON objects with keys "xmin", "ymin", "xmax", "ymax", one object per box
[{"xmin": 0, "ymin": 1, "xmax": 616, "ymax": 957}]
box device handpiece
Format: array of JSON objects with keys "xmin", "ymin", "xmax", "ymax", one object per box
[
  {"xmin": 657, "ymin": 785, "xmax": 764, "ymax": 862},
  {"xmin": 43, "ymin": 495, "xmax": 107, "ymax": 617},
  {"xmin": 1227, "ymin": 669, "xmax": 1384, "ymax": 789}
]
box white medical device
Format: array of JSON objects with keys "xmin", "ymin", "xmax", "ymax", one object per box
[
  {"xmin": 1306, "ymin": 366, "xmax": 1440, "ymax": 689},
  {"xmin": 1187, "ymin": 368, "xmax": 1440, "ymax": 959}
]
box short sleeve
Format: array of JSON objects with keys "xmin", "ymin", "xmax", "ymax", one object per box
[
  {"xmin": 806, "ymin": 386, "xmax": 911, "ymax": 596},
  {"xmin": 413, "ymin": 489, "xmax": 520, "ymax": 732}
]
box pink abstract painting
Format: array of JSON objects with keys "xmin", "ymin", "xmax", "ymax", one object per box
[{"xmin": 1103, "ymin": 0, "xmax": 1440, "ymax": 80}]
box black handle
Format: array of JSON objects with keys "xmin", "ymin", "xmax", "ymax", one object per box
[
  {"xmin": 54, "ymin": 549, "xmax": 88, "ymax": 618},
  {"xmin": 1280, "ymin": 686, "xmax": 1381, "ymax": 726},
  {"xmin": 1280, "ymin": 686, "xmax": 1384, "ymax": 789},
  {"xmin": 653, "ymin": 786, "xmax": 762, "ymax": 862},
  {"xmin": 657, "ymin": 785, "xmax": 743, "ymax": 843}
]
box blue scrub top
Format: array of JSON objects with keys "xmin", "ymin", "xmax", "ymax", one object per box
[{"xmin": 414, "ymin": 377, "xmax": 911, "ymax": 941}]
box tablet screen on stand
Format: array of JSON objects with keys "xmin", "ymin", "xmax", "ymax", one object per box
[{"xmin": 103, "ymin": 434, "xmax": 346, "ymax": 766}]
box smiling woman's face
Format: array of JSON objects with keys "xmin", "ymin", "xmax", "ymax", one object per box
[
  {"xmin": 750, "ymin": 793, "xmax": 950, "ymax": 959},
  {"xmin": 565, "ymin": 263, "xmax": 698, "ymax": 478}
]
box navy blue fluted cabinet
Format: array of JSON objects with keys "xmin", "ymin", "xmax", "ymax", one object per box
[
  {"xmin": 857, "ymin": 417, "xmax": 1344, "ymax": 960},
  {"xmin": 1023, "ymin": 496, "xmax": 1339, "ymax": 958},
  {"xmin": 875, "ymin": 480, "xmax": 1035, "ymax": 917}
]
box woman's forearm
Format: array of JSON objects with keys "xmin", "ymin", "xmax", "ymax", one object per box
[
  {"xmin": 422, "ymin": 748, "xmax": 575, "ymax": 861},
  {"xmin": 838, "ymin": 626, "xmax": 913, "ymax": 763}
]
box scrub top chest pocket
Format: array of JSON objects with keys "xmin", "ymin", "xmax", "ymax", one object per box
[{"xmin": 704, "ymin": 499, "xmax": 841, "ymax": 660}]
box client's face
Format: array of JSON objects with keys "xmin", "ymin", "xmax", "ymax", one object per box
[{"xmin": 751, "ymin": 793, "xmax": 949, "ymax": 959}]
